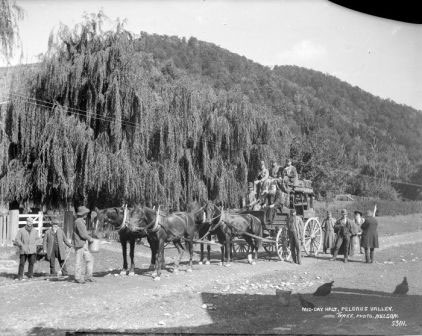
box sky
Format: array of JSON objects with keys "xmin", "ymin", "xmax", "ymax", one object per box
[{"xmin": 3, "ymin": 0, "xmax": 422, "ymax": 111}]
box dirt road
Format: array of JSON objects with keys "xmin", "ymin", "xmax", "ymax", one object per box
[{"xmin": 1, "ymin": 215, "xmax": 422, "ymax": 335}]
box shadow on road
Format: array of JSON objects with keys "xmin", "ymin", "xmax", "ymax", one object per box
[{"xmin": 25, "ymin": 286, "xmax": 422, "ymax": 335}]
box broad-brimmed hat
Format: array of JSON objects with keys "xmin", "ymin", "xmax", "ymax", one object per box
[
  {"xmin": 290, "ymin": 209, "xmax": 296, "ymax": 214},
  {"xmin": 76, "ymin": 206, "xmax": 90, "ymax": 216},
  {"xmin": 341, "ymin": 209, "xmax": 347, "ymax": 215},
  {"xmin": 51, "ymin": 217, "xmax": 61, "ymax": 225},
  {"xmin": 26, "ymin": 217, "xmax": 35, "ymax": 225},
  {"xmin": 354, "ymin": 210, "xmax": 363, "ymax": 216}
]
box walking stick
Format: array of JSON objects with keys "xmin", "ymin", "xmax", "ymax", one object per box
[
  {"xmin": 58, "ymin": 248, "xmax": 72, "ymax": 276},
  {"xmin": 46, "ymin": 248, "xmax": 72, "ymax": 281}
]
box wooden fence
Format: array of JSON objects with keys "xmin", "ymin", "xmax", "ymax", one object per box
[
  {"xmin": 0, "ymin": 210, "xmax": 19, "ymax": 247},
  {"xmin": 0, "ymin": 210, "xmax": 75, "ymax": 247}
]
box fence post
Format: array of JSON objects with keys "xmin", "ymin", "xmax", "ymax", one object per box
[
  {"xmin": 0, "ymin": 215, "xmax": 5, "ymax": 246},
  {"xmin": 38, "ymin": 211, "xmax": 44, "ymax": 238},
  {"xmin": 8, "ymin": 210, "xmax": 19, "ymax": 246},
  {"xmin": 64, "ymin": 211, "xmax": 74, "ymax": 239}
]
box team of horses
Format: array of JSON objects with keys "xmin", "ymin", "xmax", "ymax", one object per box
[{"xmin": 91, "ymin": 202, "xmax": 264, "ymax": 280}]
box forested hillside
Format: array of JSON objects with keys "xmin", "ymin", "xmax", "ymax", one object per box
[{"xmin": 1, "ymin": 16, "xmax": 421, "ymax": 210}]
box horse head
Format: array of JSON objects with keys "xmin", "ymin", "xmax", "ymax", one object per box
[
  {"xmin": 186, "ymin": 201, "xmax": 208, "ymax": 226},
  {"xmin": 204, "ymin": 202, "xmax": 222, "ymax": 227},
  {"xmin": 91, "ymin": 207, "xmax": 124, "ymax": 235},
  {"xmin": 127, "ymin": 206, "xmax": 157, "ymax": 233}
]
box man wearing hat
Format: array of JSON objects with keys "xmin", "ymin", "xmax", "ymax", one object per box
[
  {"xmin": 73, "ymin": 206, "xmax": 95, "ymax": 284},
  {"xmin": 269, "ymin": 160, "xmax": 281, "ymax": 179},
  {"xmin": 43, "ymin": 217, "xmax": 72, "ymax": 277},
  {"xmin": 282, "ymin": 159, "xmax": 298, "ymax": 188},
  {"xmin": 287, "ymin": 209, "xmax": 304, "ymax": 265},
  {"xmin": 331, "ymin": 209, "xmax": 354, "ymax": 263},
  {"xmin": 14, "ymin": 217, "xmax": 39, "ymax": 280},
  {"xmin": 360, "ymin": 210, "xmax": 379, "ymax": 263},
  {"xmin": 254, "ymin": 160, "xmax": 269, "ymax": 196}
]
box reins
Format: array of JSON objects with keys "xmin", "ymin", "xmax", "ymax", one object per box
[{"xmin": 197, "ymin": 205, "xmax": 223, "ymax": 242}]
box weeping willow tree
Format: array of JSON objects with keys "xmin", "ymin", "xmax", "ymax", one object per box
[
  {"xmin": 0, "ymin": 14, "xmax": 292, "ymax": 209},
  {"xmin": 0, "ymin": 0, "xmax": 23, "ymax": 62}
]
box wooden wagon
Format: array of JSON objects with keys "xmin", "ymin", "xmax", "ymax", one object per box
[{"xmin": 231, "ymin": 179, "xmax": 322, "ymax": 261}]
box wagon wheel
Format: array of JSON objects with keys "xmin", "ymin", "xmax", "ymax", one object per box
[
  {"xmin": 276, "ymin": 226, "xmax": 291, "ymax": 261},
  {"xmin": 262, "ymin": 242, "xmax": 276, "ymax": 255},
  {"xmin": 303, "ymin": 217, "xmax": 322, "ymax": 256},
  {"xmin": 232, "ymin": 240, "xmax": 250, "ymax": 259}
]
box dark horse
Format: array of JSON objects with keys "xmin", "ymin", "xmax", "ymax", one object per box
[
  {"xmin": 200, "ymin": 203, "xmax": 262, "ymax": 266},
  {"xmin": 127, "ymin": 203, "xmax": 206, "ymax": 280},
  {"xmin": 91, "ymin": 207, "xmax": 162, "ymax": 276}
]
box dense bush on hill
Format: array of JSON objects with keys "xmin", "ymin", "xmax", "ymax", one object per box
[{"xmin": 1, "ymin": 14, "xmax": 421, "ymax": 209}]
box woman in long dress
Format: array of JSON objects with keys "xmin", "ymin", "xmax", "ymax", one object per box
[
  {"xmin": 322, "ymin": 211, "xmax": 336, "ymax": 254},
  {"xmin": 352, "ymin": 210, "xmax": 364, "ymax": 255}
]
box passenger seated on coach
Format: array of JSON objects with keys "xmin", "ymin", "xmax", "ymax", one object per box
[
  {"xmin": 269, "ymin": 160, "xmax": 281, "ymax": 179},
  {"xmin": 248, "ymin": 184, "xmax": 270, "ymax": 211},
  {"xmin": 263, "ymin": 184, "xmax": 283, "ymax": 233},
  {"xmin": 282, "ymin": 159, "xmax": 298, "ymax": 190},
  {"xmin": 253, "ymin": 160, "xmax": 269, "ymax": 196}
]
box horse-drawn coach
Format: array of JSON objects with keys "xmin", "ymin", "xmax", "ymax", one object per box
[
  {"xmin": 231, "ymin": 177, "xmax": 322, "ymax": 262},
  {"xmin": 91, "ymin": 174, "xmax": 323, "ymax": 280}
]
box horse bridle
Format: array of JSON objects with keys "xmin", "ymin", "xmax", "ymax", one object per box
[
  {"xmin": 200, "ymin": 204, "xmax": 224, "ymax": 239},
  {"xmin": 118, "ymin": 205, "xmax": 129, "ymax": 232},
  {"xmin": 138, "ymin": 206, "xmax": 161, "ymax": 233}
]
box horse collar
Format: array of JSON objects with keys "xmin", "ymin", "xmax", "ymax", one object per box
[{"xmin": 148, "ymin": 223, "xmax": 161, "ymax": 233}]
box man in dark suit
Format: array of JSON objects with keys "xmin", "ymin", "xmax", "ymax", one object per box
[
  {"xmin": 288, "ymin": 209, "xmax": 304, "ymax": 265},
  {"xmin": 361, "ymin": 210, "xmax": 379, "ymax": 263},
  {"xmin": 43, "ymin": 217, "xmax": 72, "ymax": 276},
  {"xmin": 330, "ymin": 209, "xmax": 354, "ymax": 263}
]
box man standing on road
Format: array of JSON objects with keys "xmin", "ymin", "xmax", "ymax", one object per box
[
  {"xmin": 43, "ymin": 217, "xmax": 72, "ymax": 277},
  {"xmin": 322, "ymin": 211, "xmax": 336, "ymax": 254},
  {"xmin": 14, "ymin": 218, "xmax": 38, "ymax": 280},
  {"xmin": 361, "ymin": 210, "xmax": 379, "ymax": 263},
  {"xmin": 288, "ymin": 209, "xmax": 304, "ymax": 265},
  {"xmin": 73, "ymin": 206, "xmax": 95, "ymax": 284},
  {"xmin": 331, "ymin": 209, "xmax": 354, "ymax": 263}
]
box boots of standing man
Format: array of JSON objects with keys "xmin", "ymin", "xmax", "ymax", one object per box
[
  {"xmin": 365, "ymin": 248, "xmax": 370, "ymax": 263},
  {"xmin": 27, "ymin": 254, "xmax": 36, "ymax": 278},
  {"xmin": 370, "ymin": 249, "xmax": 374, "ymax": 263}
]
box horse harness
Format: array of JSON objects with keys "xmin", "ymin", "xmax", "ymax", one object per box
[{"xmin": 148, "ymin": 205, "xmax": 206, "ymax": 236}]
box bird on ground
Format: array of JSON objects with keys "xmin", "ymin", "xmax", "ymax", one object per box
[
  {"xmin": 313, "ymin": 281, "xmax": 334, "ymax": 296},
  {"xmin": 298, "ymin": 293, "xmax": 315, "ymax": 309},
  {"xmin": 393, "ymin": 277, "xmax": 409, "ymax": 295}
]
